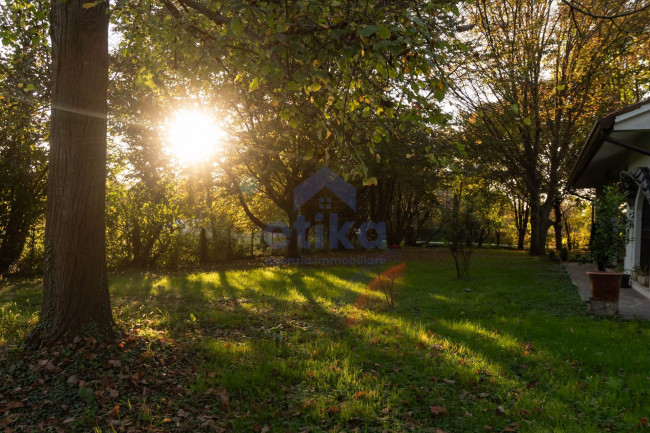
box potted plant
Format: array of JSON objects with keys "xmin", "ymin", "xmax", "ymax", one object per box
[{"xmin": 588, "ymin": 185, "xmax": 630, "ymax": 305}]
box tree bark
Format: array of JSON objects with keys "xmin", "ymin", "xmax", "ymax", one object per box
[
  {"xmin": 512, "ymin": 197, "xmax": 529, "ymax": 250},
  {"xmin": 287, "ymin": 227, "xmax": 299, "ymax": 257},
  {"xmin": 477, "ymin": 227, "xmax": 489, "ymax": 248},
  {"xmin": 26, "ymin": 0, "xmax": 116, "ymax": 347},
  {"xmin": 517, "ymin": 228, "xmax": 526, "ymax": 250},
  {"xmin": 563, "ymin": 218, "xmax": 573, "ymax": 251},
  {"xmin": 529, "ymin": 201, "xmax": 543, "ymax": 255},
  {"xmin": 553, "ymin": 200, "xmax": 563, "ymax": 251},
  {"xmin": 527, "ymin": 182, "xmax": 555, "ymax": 256},
  {"xmin": 529, "ymin": 200, "xmax": 553, "ymax": 255}
]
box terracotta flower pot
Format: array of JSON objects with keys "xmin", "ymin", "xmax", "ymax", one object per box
[{"xmin": 587, "ymin": 272, "xmax": 622, "ymax": 301}]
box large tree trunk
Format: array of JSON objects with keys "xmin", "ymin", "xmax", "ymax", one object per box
[
  {"xmin": 517, "ymin": 228, "xmax": 526, "ymax": 250},
  {"xmin": 404, "ymin": 226, "xmax": 417, "ymax": 246},
  {"xmin": 529, "ymin": 200, "xmax": 553, "ymax": 256},
  {"xmin": 286, "ymin": 208, "xmax": 299, "ymax": 258},
  {"xmin": 477, "ymin": 227, "xmax": 489, "ymax": 248},
  {"xmin": 287, "ymin": 227, "xmax": 299, "ymax": 257},
  {"xmin": 512, "ymin": 197, "xmax": 529, "ymax": 250},
  {"xmin": 553, "ymin": 224, "xmax": 562, "ymax": 251},
  {"xmin": 553, "ymin": 200, "xmax": 563, "ymax": 251},
  {"xmin": 27, "ymin": 0, "xmax": 115, "ymax": 347},
  {"xmin": 529, "ymin": 193, "xmax": 541, "ymax": 255},
  {"xmin": 564, "ymin": 218, "xmax": 573, "ymax": 251}
]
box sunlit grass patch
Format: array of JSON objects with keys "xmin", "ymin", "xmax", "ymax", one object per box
[
  {"xmin": 0, "ymin": 279, "xmax": 40, "ymax": 344},
  {"xmin": 0, "ymin": 302, "xmax": 34, "ymax": 344}
]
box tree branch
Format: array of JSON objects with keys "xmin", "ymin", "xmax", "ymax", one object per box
[
  {"xmin": 175, "ymin": 0, "xmax": 230, "ymax": 25},
  {"xmin": 559, "ymin": 0, "xmax": 650, "ymax": 20}
]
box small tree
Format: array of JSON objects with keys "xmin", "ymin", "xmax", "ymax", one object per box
[
  {"xmin": 374, "ymin": 248, "xmax": 404, "ymax": 308},
  {"xmin": 443, "ymin": 184, "xmax": 476, "ymax": 279},
  {"xmin": 591, "ymin": 185, "xmax": 630, "ymax": 271}
]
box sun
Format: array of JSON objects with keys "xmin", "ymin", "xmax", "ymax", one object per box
[{"xmin": 164, "ymin": 109, "xmax": 226, "ymax": 165}]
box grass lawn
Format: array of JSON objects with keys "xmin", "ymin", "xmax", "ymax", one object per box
[{"xmin": 1, "ymin": 249, "xmax": 650, "ymax": 432}]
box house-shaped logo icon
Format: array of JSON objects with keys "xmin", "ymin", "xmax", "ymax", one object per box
[{"xmin": 293, "ymin": 167, "xmax": 356, "ymax": 211}]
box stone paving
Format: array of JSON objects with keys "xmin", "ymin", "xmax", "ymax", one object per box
[{"xmin": 564, "ymin": 262, "xmax": 650, "ymax": 320}]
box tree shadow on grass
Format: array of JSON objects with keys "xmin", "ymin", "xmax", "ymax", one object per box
[
  {"xmin": 395, "ymin": 258, "xmax": 650, "ymax": 430},
  {"xmin": 41, "ymin": 255, "xmax": 650, "ymax": 431}
]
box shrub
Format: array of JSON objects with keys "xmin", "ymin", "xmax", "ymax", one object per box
[
  {"xmin": 442, "ymin": 193, "xmax": 476, "ymax": 279},
  {"xmin": 591, "ymin": 185, "xmax": 630, "ymax": 271}
]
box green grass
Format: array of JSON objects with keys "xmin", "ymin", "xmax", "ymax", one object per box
[{"xmin": 1, "ymin": 249, "xmax": 650, "ymax": 432}]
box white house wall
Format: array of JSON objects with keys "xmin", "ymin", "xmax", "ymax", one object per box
[
  {"xmin": 614, "ymin": 103, "xmax": 650, "ymax": 131},
  {"xmin": 624, "ymin": 150, "xmax": 650, "ymax": 274},
  {"xmin": 625, "ymin": 188, "xmax": 642, "ymax": 273},
  {"xmin": 625, "ymin": 153, "xmax": 650, "ymax": 172}
]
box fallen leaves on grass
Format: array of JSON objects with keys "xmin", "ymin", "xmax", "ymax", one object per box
[
  {"xmin": 6, "ymin": 401, "xmax": 24, "ymax": 410},
  {"xmin": 0, "ymin": 334, "xmax": 228, "ymax": 432},
  {"xmin": 430, "ymin": 405, "xmax": 448, "ymax": 417},
  {"xmin": 107, "ymin": 405, "xmax": 119, "ymax": 417},
  {"xmin": 327, "ymin": 405, "xmax": 341, "ymax": 414}
]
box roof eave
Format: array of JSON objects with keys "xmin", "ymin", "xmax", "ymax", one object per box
[{"xmin": 568, "ymin": 98, "xmax": 650, "ymax": 189}]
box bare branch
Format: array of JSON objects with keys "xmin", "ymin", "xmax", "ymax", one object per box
[
  {"xmin": 559, "ymin": 0, "xmax": 650, "ymax": 20},
  {"xmin": 456, "ymin": 24, "xmax": 476, "ymax": 32}
]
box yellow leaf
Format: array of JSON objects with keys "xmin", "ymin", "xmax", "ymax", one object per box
[
  {"xmin": 363, "ymin": 177, "xmax": 378, "ymax": 186},
  {"xmin": 82, "ymin": 2, "xmax": 100, "ymax": 9}
]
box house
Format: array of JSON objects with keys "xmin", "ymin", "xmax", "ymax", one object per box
[{"xmin": 568, "ymin": 98, "xmax": 650, "ymax": 298}]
